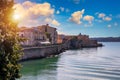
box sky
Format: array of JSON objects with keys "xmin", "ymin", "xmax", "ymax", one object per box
[{"xmin": 14, "ymin": 0, "xmax": 120, "ymax": 37}]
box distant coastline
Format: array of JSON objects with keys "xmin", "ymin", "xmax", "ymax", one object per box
[{"xmin": 91, "ymin": 37, "xmax": 120, "ymax": 42}]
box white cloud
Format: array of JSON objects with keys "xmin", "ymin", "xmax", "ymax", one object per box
[
  {"xmin": 52, "ymin": 5, "xmax": 55, "ymax": 8},
  {"xmin": 66, "ymin": 8, "xmax": 70, "ymax": 13},
  {"xmin": 114, "ymin": 22, "xmax": 118, "ymax": 26},
  {"xmin": 98, "ymin": 13, "xmax": 106, "ymax": 19},
  {"xmin": 83, "ymin": 15, "xmax": 94, "ymax": 24},
  {"xmin": 104, "ymin": 16, "xmax": 112, "ymax": 21},
  {"xmin": 95, "ymin": 12, "xmax": 99, "ymax": 15},
  {"xmin": 108, "ymin": 24, "xmax": 112, "ymax": 28},
  {"xmin": 14, "ymin": 1, "xmax": 58, "ymax": 27},
  {"xmin": 69, "ymin": 9, "xmax": 85, "ymax": 24},
  {"xmin": 60, "ymin": 7, "xmax": 64, "ymax": 12},
  {"xmin": 44, "ymin": 18, "xmax": 60, "ymax": 26},
  {"xmin": 44, "ymin": 18, "xmax": 52, "ymax": 23},
  {"xmin": 98, "ymin": 13, "xmax": 112, "ymax": 22},
  {"xmin": 52, "ymin": 19, "xmax": 60, "ymax": 26},
  {"xmin": 95, "ymin": 19, "xmax": 102, "ymax": 23},
  {"xmin": 22, "ymin": 1, "xmax": 35, "ymax": 8},
  {"xmin": 59, "ymin": 7, "xmax": 69, "ymax": 13},
  {"xmin": 84, "ymin": 24, "xmax": 93, "ymax": 27},
  {"xmin": 56, "ymin": 10, "xmax": 60, "ymax": 14},
  {"xmin": 18, "ymin": 19, "xmax": 40, "ymax": 27},
  {"xmin": 58, "ymin": 31, "xmax": 66, "ymax": 35}
]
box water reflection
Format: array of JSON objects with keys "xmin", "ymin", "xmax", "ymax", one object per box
[
  {"xmin": 20, "ymin": 42, "xmax": 120, "ymax": 80},
  {"xmin": 19, "ymin": 57, "xmax": 58, "ymax": 80}
]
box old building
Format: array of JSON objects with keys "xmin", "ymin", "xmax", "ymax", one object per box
[
  {"xmin": 37, "ymin": 24, "xmax": 57, "ymax": 44},
  {"xmin": 57, "ymin": 35, "xmax": 66, "ymax": 43},
  {"xmin": 19, "ymin": 24, "xmax": 58, "ymax": 46},
  {"xmin": 57, "ymin": 33, "xmax": 92, "ymax": 45},
  {"xmin": 19, "ymin": 27, "xmax": 35, "ymax": 46}
]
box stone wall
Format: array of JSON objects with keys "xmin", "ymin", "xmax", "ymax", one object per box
[
  {"xmin": 21, "ymin": 40, "xmax": 102, "ymax": 61},
  {"xmin": 21, "ymin": 43, "xmax": 69, "ymax": 61}
]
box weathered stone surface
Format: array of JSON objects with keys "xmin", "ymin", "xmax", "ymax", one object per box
[{"xmin": 21, "ymin": 44, "xmax": 69, "ymax": 61}]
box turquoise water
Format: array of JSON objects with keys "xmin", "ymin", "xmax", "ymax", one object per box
[{"xmin": 20, "ymin": 42, "xmax": 120, "ymax": 80}]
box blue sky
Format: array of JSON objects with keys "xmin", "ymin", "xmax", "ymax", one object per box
[{"xmin": 15, "ymin": 0, "xmax": 120, "ymax": 37}]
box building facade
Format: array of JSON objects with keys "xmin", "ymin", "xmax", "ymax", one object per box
[
  {"xmin": 19, "ymin": 24, "xmax": 58, "ymax": 46},
  {"xmin": 37, "ymin": 24, "xmax": 57, "ymax": 44},
  {"xmin": 19, "ymin": 28, "xmax": 35, "ymax": 46}
]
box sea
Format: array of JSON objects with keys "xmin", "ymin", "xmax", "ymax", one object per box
[{"xmin": 19, "ymin": 42, "xmax": 120, "ymax": 80}]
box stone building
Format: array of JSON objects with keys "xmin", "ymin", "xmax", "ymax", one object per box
[
  {"xmin": 19, "ymin": 27, "xmax": 35, "ymax": 46},
  {"xmin": 57, "ymin": 35, "xmax": 66, "ymax": 43},
  {"xmin": 57, "ymin": 33, "xmax": 99, "ymax": 48},
  {"xmin": 37, "ymin": 24, "xmax": 57, "ymax": 44},
  {"xmin": 60, "ymin": 34, "xmax": 89, "ymax": 43},
  {"xmin": 19, "ymin": 24, "xmax": 58, "ymax": 46}
]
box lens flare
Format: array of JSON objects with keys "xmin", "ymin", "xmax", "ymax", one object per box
[{"xmin": 13, "ymin": 14, "xmax": 21, "ymax": 20}]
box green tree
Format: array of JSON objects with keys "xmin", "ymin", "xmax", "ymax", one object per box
[{"xmin": 0, "ymin": 0, "xmax": 22, "ymax": 80}]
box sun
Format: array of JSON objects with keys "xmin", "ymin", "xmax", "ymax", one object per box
[{"xmin": 13, "ymin": 14, "xmax": 21, "ymax": 20}]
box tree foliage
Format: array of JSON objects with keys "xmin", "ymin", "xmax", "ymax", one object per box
[{"xmin": 0, "ymin": 0, "xmax": 22, "ymax": 80}]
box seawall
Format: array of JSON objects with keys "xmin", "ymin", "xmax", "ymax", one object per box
[
  {"xmin": 21, "ymin": 41, "xmax": 102, "ymax": 61},
  {"xmin": 21, "ymin": 43, "xmax": 69, "ymax": 61}
]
